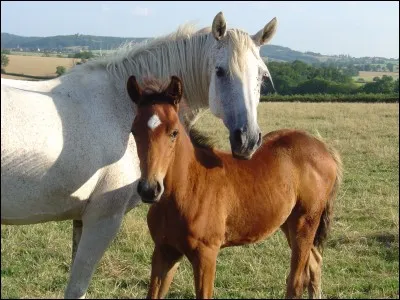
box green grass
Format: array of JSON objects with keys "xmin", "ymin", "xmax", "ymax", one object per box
[{"xmin": 1, "ymin": 102, "xmax": 399, "ymax": 298}]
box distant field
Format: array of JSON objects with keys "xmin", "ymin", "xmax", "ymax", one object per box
[
  {"xmin": 10, "ymin": 50, "xmax": 115, "ymax": 58},
  {"xmin": 354, "ymin": 71, "xmax": 399, "ymax": 82},
  {"xmin": 91, "ymin": 49, "xmax": 117, "ymax": 55},
  {"xmin": 3, "ymin": 55, "xmax": 80, "ymax": 77},
  {"xmin": 10, "ymin": 51, "xmax": 56, "ymax": 57}
]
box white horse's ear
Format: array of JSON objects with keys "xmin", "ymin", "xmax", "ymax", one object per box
[
  {"xmin": 127, "ymin": 76, "xmax": 142, "ymax": 104},
  {"xmin": 165, "ymin": 76, "xmax": 183, "ymax": 105},
  {"xmin": 212, "ymin": 11, "xmax": 227, "ymax": 41},
  {"xmin": 252, "ymin": 17, "xmax": 277, "ymax": 46}
]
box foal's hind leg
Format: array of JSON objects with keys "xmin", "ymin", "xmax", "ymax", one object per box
[
  {"xmin": 281, "ymin": 222, "xmax": 322, "ymax": 299},
  {"xmin": 147, "ymin": 245, "xmax": 183, "ymax": 299},
  {"xmin": 285, "ymin": 214, "xmax": 320, "ymax": 299},
  {"xmin": 306, "ymin": 246, "xmax": 322, "ymax": 299}
]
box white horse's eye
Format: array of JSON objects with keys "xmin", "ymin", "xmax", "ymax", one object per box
[{"xmin": 216, "ymin": 67, "xmax": 225, "ymax": 77}]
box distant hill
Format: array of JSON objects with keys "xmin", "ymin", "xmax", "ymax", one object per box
[
  {"xmin": 1, "ymin": 33, "xmax": 44, "ymax": 48},
  {"xmin": 260, "ymin": 44, "xmax": 321, "ymax": 64},
  {"xmin": 1, "ymin": 32, "xmax": 398, "ymax": 65},
  {"xmin": 1, "ymin": 33, "xmax": 147, "ymax": 50}
]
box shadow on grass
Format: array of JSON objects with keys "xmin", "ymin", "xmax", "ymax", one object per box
[
  {"xmin": 368, "ymin": 232, "xmax": 399, "ymax": 263},
  {"xmin": 1, "ymin": 268, "xmax": 14, "ymax": 276},
  {"xmin": 327, "ymin": 231, "xmax": 399, "ymax": 263}
]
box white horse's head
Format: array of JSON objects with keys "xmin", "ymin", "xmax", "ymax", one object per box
[{"xmin": 208, "ymin": 12, "xmax": 277, "ymax": 159}]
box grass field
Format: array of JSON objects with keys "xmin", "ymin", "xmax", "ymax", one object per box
[
  {"xmin": 2, "ymin": 55, "xmax": 80, "ymax": 77},
  {"xmin": 1, "ymin": 102, "xmax": 399, "ymax": 299}
]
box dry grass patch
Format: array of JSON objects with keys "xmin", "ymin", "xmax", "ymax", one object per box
[
  {"xmin": 3, "ymin": 55, "xmax": 79, "ymax": 77},
  {"xmin": 355, "ymin": 71, "xmax": 399, "ymax": 82}
]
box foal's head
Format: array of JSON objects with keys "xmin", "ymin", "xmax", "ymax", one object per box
[{"xmin": 127, "ymin": 76, "xmax": 183, "ymax": 203}]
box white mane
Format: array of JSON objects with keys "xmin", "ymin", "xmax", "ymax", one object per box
[{"xmin": 70, "ymin": 23, "xmax": 262, "ymax": 113}]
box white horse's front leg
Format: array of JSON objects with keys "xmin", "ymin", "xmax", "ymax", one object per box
[
  {"xmin": 64, "ymin": 182, "xmax": 134, "ymax": 299},
  {"xmin": 64, "ymin": 211, "xmax": 125, "ymax": 299},
  {"xmin": 72, "ymin": 220, "xmax": 83, "ymax": 264}
]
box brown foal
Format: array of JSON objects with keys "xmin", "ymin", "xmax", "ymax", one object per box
[{"xmin": 127, "ymin": 76, "xmax": 342, "ymax": 299}]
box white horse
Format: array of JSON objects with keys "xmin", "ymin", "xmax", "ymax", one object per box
[{"xmin": 1, "ymin": 12, "xmax": 277, "ymax": 298}]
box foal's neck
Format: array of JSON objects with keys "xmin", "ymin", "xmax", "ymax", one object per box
[{"xmin": 163, "ymin": 123, "xmax": 214, "ymax": 203}]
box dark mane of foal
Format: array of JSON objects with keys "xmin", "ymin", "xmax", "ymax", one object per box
[
  {"xmin": 138, "ymin": 77, "xmax": 217, "ymax": 151},
  {"xmin": 136, "ymin": 80, "xmax": 175, "ymax": 107},
  {"xmin": 188, "ymin": 128, "xmax": 217, "ymax": 150}
]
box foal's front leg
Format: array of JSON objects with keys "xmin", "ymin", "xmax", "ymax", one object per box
[
  {"xmin": 147, "ymin": 245, "xmax": 183, "ymax": 299},
  {"xmin": 190, "ymin": 245, "xmax": 219, "ymax": 299}
]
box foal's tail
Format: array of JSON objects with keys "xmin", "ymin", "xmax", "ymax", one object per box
[{"xmin": 314, "ymin": 143, "xmax": 343, "ymax": 252}]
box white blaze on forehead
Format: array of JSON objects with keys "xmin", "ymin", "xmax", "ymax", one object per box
[{"xmin": 147, "ymin": 114, "xmax": 162, "ymax": 130}]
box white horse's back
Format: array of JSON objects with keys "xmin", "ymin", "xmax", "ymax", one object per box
[
  {"xmin": 1, "ymin": 75, "xmax": 139, "ymax": 224},
  {"xmin": 2, "ymin": 79, "xmax": 82, "ymax": 223},
  {"xmin": 1, "ymin": 77, "xmax": 60, "ymax": 92}
]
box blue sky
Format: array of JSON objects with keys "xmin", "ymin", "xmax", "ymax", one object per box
[{"xmin": 1, "ymin": 1, "xmax": 399, "ymax": 58}]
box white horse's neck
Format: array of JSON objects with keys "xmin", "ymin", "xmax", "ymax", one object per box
[{"xmin": 72, "ymin": 28, "xmax": 215, "ymax": 124}]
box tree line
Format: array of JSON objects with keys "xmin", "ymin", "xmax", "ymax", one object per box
[{"xmin": 262, "ymin": 60, "xmax": 399, "ymax": 96}]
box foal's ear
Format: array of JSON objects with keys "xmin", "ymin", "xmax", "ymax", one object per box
[
  {"xmin": 165, "ymin": 76, "xmax": 183, "ymax": 105},
  {"xmin": 212, "ymin": 11, "xmax": 227, "ymax": 41},
  {"xmin": 251, "ymin": 17, "xmax": 278, "ymax": 46},
  {"xmin": 127, "ymin": 76, "xmax": 142, "ymax": 104}
]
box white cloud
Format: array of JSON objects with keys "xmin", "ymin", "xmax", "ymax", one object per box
[{"xmin": 132, "ymin": 6, "xmax": 150, "ymax": 17}]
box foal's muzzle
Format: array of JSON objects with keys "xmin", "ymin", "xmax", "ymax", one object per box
[
  {"xmin": 137, "ymin": 179, "xmax": 164, "ymax": 204},
  {"xmin": 230, "ymin": 127, "xmax": 262, "ymax": 160}
]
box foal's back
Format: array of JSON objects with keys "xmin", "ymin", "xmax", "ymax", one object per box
[{"xmin": 207, "ymin": 128, "xmax": 338, "ymax": 247}]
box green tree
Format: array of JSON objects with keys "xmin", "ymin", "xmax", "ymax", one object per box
[
  {"xmin": 73, "ymin": 51, "xmax": 94, "ymax": 59},
  {"xmin": 1, "ymin": 53, "xmax": 9, "ymax": 73},
  {"xmin": 394, "ymin": 78, "xmax": 399, "ymax": 93},
  {"xmin": 363, "ymin": 75, "xmax": 394, "ymax": 94},
  {"xmin": 56, "ymin": 66, "xmax": 66, "ymax": 76},
  {"xmin": 263, "ymin": 60, "xmax": 355, "ymax": 95},
  {"xmin": 364, "ymin": 64, "xmax": 371, "ymax": 71},
  {"xmin": 293, "ymin": 78, "xmax": 331, "ymax": 94},
  {"xmin": 386, "ymin": 63, "xmax": 394, "ymax": 72}
]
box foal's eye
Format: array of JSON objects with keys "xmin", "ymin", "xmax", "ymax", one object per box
[
  {"xmin": 215, "ymin": 66, "xmax": 225, "ymax": 77},
  {"xmin": 170, "ymin": 129, "xmax": 179, "ymax": 139}
]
